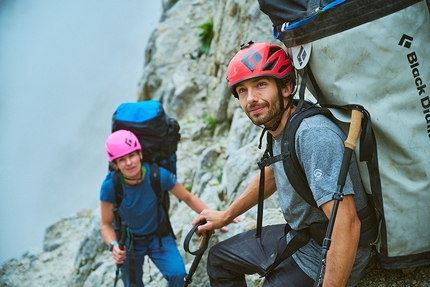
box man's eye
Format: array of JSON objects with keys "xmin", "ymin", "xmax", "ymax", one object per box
[
  {"xmin": 257, "ymin": 82, "xmax": 266, "ymax": 87},
  {"xmin": 237, "ymin": 88, "xmax": 245, "ymax": 94}
]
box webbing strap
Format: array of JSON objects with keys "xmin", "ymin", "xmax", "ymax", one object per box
[
  {"xmin": 255, "ymin": 162, "xmax": 266, "ymax": 239},
  {"xmin": 260, "ymin": 225, "xmax": 311, "ymax": 277},
  {"xmin": 259, "ymin": 153, "xmax": 289, "ymax": 167}
]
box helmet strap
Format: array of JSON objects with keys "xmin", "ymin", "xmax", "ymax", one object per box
[
  {"xmin": 265, "ymin": 80, "xmax": 294, "ymax": 132},
  {"xmin": 258, "ymin": 81, "xmax": 294, "ymax": 149}
]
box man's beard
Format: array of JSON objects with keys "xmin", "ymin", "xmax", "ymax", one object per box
[{"xmin": 246, "ymin": 101, "xmax": 280, "ymax": 127}]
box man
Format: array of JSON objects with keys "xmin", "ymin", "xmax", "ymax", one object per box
[
  {"xmin": 100, "ymin": 129, "xmax": 236, "ymax": 287},
  {"xmin": 192, "ymin": 42, "xmax": 374, "ymax": 287}
]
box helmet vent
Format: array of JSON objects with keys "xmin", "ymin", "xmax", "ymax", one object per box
[
  {"xmin": 278, "ymin": 64, "xmax": 289, "ymax": 74},
  {"xmin": 268, "ymin": 47, "xmax": 281, "ymax": 57},
  {"xmin": 263, "ymin": 60, "xmax": 276, "ymax": 71}
]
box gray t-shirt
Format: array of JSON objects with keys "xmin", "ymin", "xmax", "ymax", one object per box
[{"xmin": 270, "ymin": 114, "xmax": 371, "ymax": 286}]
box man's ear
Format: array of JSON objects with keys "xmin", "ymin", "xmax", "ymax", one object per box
[
  {"xmin": 138, "ymin": 150, "xmax": 143, "ymax": 161},
  {"xmin": 282, "ymin": 81, "xmax": 293, "ymax": 98}
]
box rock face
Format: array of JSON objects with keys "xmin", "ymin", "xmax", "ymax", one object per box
[
  {"xmin": 2, "ymin": 0, "xmax": 430, "ymax": 286},
  {"xmin": 1, "ymin": 1, "xmax": 278, "ymax": 286}
]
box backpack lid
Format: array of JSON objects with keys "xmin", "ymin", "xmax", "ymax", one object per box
[{"xmin": 114, "ymin": 100, "xmax": 161, "ymax": 123}]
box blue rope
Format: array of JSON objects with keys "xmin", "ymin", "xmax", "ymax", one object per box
[{"xmin": 273, "ymin": 0, "xmax": 346, "ymax": 39}]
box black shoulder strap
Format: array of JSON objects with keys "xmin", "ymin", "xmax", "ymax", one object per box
[
  {"xmin": 260, "ymin": 224, "xmax": 311, "ymax": 277},
  {"xmin": 112, "ymin": 171, "xmax": 123, "ymax": 242},
  {"xmin": 112, "ymin": 171, "xmax": 124, "ymax": 208},
  {"xmin": 149, "ymin": 163, "xmax": 162, "ymax": 203},
  {"xmin": 281, "ymin": 101, "xmax": 335, "ymax": 207},
  {"xmin": 282, "ymin": 102, "xmax": 379, "ymax": 244},
  {"xmin": 149, "ymin": 162, "xmax": 176, "ymax": 248}
]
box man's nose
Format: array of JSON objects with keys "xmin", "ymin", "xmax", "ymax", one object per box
[{"xmin": 246, "ymin": 88, "xmax": 258, "ymax": 103}]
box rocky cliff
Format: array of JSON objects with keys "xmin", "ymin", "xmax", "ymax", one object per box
[{"xmin": 1, "ymin": 0, "xmax": 430, "ymax": 286}]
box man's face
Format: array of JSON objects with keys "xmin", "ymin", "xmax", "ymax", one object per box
[
  {"xmin": 235, "ymin": 77, "xmax": 281, "ymax": 127},
  {"xmin": 115, "ymin": 151, "xmax": 142, "ymax": 178}
]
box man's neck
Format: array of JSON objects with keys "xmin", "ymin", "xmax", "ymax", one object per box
[{"xmin": 268, "ymin": 105, "xmax": 296, "ymax": 138}]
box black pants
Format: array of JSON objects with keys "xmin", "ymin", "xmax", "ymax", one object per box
[{"xmin": 207, "ymin": 224, "xmax": 314, "ymax": 287}]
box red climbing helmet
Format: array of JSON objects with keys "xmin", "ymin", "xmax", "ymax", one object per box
[
  {"xmin": 105, "ymin": 130, "xmax": 141, "ymax": 162},
  {"xmin": 227, "ymin": 41, "xmax": 294, "ymax": 98}
]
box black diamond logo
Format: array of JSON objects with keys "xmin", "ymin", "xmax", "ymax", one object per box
[
  {"xmin": 241, "ymin": 48, "xmax": 262, "ymax": 72},
  {"xmin": 296, "ymin": 46, "xmax": 307, "ymax": 66},
  {"xmin": 398, "ymin": 34, "xmax": 413, "ymax": 49}
]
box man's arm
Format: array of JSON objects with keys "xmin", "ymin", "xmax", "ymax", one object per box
[
  {"xmin": 320, "ymin": 195, "xmax": 361, "ymax": 287},
  {"xmin": 192, "ymin": 166, "xmax": 277, "ymax": 234}
]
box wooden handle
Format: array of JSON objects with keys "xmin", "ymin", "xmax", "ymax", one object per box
[
  {"xmin": 198, "ymin": 230, "xmax": 214, "ymax": 248},
  {"xmin": 344, "ymin": 109, "xmax": 362, "ymax": 150}
]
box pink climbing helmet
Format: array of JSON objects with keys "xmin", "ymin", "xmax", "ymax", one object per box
[{"xmin": 105, "ymin": 130, "xmax": 141, "ymax": 162}]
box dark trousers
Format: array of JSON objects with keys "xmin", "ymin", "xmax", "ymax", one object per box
[{"xmin": 207, "ymin": 224, "xmax": 314, "ymax": 287}]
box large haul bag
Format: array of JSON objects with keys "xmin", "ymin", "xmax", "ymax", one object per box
[{"xmin": 259, "ymin": 0, "xmax": 430, "ymax": 269}]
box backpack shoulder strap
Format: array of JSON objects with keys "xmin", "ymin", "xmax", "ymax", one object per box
[
  {"xmin": 149, "ymin": 162, "xmax": 176, "ymax": 248},
  {"xmin": 149, "ymin": 162, "xmax": 162, "ymax": 203},
  {"xmin": 281, "ymin": 101, "xmax": 335, "ymax": 207},
  {"xmin": 112, "ymin": 171, "xmax": 124, "ymax": 208},
  {"xmin": 149, "ymin": 163, "xmax": 171, "ymax": 214},
  {"xmin": 254, "ymin": 102, "xmax": 324, "ymax": 237},
  {"xmin": 284, "ymin": 102, "xmax": 378, "ymax": 244}
]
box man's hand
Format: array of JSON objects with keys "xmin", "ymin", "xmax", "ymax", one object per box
[
  {"xmin": 112, "ymin": 244, "xmax": 127, "ymax": 265},
  {"xmin": 192, "ymin": 209, "xmax": 241, "ymax": 236}
]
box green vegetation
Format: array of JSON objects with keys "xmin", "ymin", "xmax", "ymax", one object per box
[
  {"xmin": 217, "ymin": 172, "xmax": 223, "ymax": 183},
  {"xmin": 204, "ymin": 115, "xmax": 218, "ymax": 136},
  {"xmin": 197, "ymin": 16, "xmax": 214, "ymax": 55}
]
